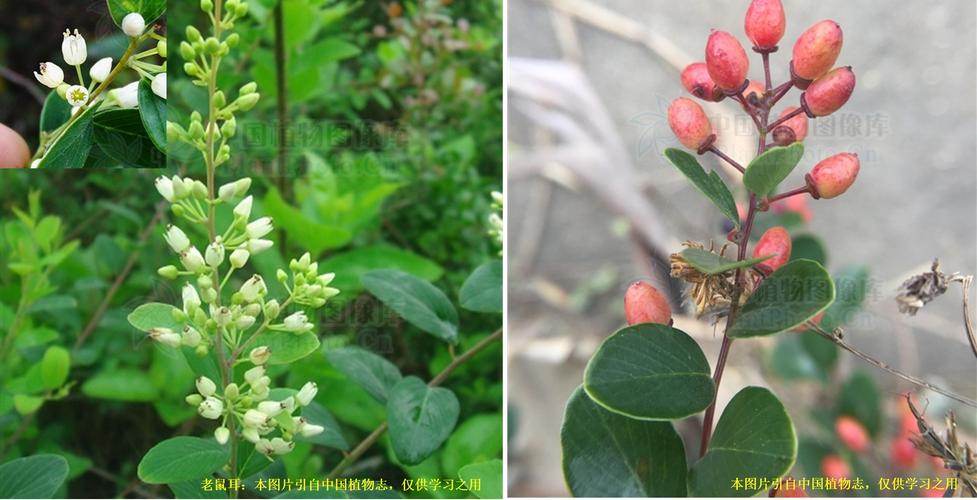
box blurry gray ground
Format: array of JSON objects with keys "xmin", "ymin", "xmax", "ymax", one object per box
[{"xmin": 506, "ymin": 0, "xmax": 977, "ymax": 496}]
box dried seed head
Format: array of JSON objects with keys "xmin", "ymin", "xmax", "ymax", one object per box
[
  {"xmin": 792, "ymin": 20, "xmax": 843, "ymax": 81},
  {"xmin": 705, "ymin": 30, "xmax": 750, "ymax": 90},
  {"xmin": 802, "ymin": 67, "xmax": 855, "ymax": 117},
  {"xmin": 667, "ymin": 97, "xmax": 713, "ymax": 150},
  {"xmin": 671, "ymin": 241, "xmax": 758, "ymax": 316},
  {"xmin": 744, "ymin": 0, "xmax": 786, "ymax": 49},
  {"xmin": 835, "ymin": 416, "xmax": 870, "ymax": 453},
  {"xmin": 808, "ymin": 152, "xmax": 859, "ymax": 199},
  {"xmin": 623, "ymin": 281, "xmax": 672, "ymax": 326},
  {"xmin": 680, "ymin": 63, "xmax": 723, "ymax": 102},
  {"xmin": 752, "ymin": 226, "xmax": 792, "ymax": 273},
  {"xmin": 896, "ymin": 260, "xmax": 951, "ymax": 315}
]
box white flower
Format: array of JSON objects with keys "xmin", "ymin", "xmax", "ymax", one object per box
[
  {"xmin": 149, "ymin": 328, "xmax": 181, "ymax": 348},
  {"xmin": 121, "ymin": 13, "xmax": 146, "ymax": 37},
  {"xmin": 296, "ymin": 381, "xmax": 317, "ymax": 406},
  {"xmin": 233, "ymin": 195, "xmax": 253, "ymax": 219},
  {"xmin": 242, "ymin": 427, "xmax": 260, "ymax": 443},
  {"xmin": 109, "ymin": 81, "xmax": 139, "ymax": 108},
  {"xmin": 239, "ymin": 275, "xmax": 267, "ymax": 302},
  {"xmin": 257, "ymin": 400, "xmax": 284, "ymax": 417},
  {"xmin": 182, "ymin": 283, "xmax": 201, "ymax": 312},
  {"xmin": 282, "ymin": 312, "xmax": 310, "ymax": 333},
  {"xmin": 236, "ymin": 315, "xmax": 256, "ymax": 330},
  {"xmin": 171, "ymin": 175, "xmax": 189, "ymax": 198},
  {"xmin": 299, "ymin": 420, "xmax": 324, "ymax": 437},
  {"xmin": 247, "ymin": 239, "xmax": 273, "ymax": 255},
  {"xmin": 280, "ymin": 396, "xmax": 296, "ymax": 414},
  {"xmin": 218, "ymin": 178, "xmax": 252, "ymax": 201},
  {"xmin": 33, "ymin": 62, "xmax": 64, "ymax": 88},
  {"xmin": 180, "ymin": 247, "xmax": 206, "ymax": 273},
  {"xmin": 198, "ymin": 397, "xmax": 223, "ymax": 419},
  {"xmin": 246, "ymin": 217, "xmax": 273, "ymax": 239},
  {"xmin": 244, "ymin": 366, "xmax": 265, "ymax": 385},
  {"xmin": 155, "ymin": 176, "xmax": 174, "ymax": 202},
  {"xmin": 164, "ymin": 225, "xmax": 191, "ymax": 253},
  {"xmin": 151, "ymin": 73, "xmax": 167, "ymax": 99},
  {"xmin": 213, "ymin": 306, "xmax": 232, "ymax": 327},
  {"xmin": 224, "ymin": 383, "xmax": 239, "ymax": 399},
  {"xmin": 65, "ymin": 85, "xmax": 89, "ymax": 107},
  {"xmin": 317, "ymin": 273, "xmax": 336, "ymax": 287},
  {"xmin": 229, "ymin": 248, "xmax": 250, "ymax": 269},
  {"xmin": 269, "ymin": 437, "xmax": 294, "ymax": 456},
  {"xmin": 255, "ymin": 438, "xmax": 274, "ymax": 455},
  {"xmin": 89, "ymin": 57, "xmax": 112, "ymax": 83},
  {"xmin": 196, "ymin": 376, "xmax": 217, "ymax": 397},
  {"xmin": 214, "ymin": 426, "xmax": 230, "ymax": 445},
  {"xmin": 251, "ymin": 377, "xmax": 270, "ymax": 396},
  {"xmin": 62, "ymin": 29, "xmax": 87, "ymax": 65},
  {"xmin": 244, "ymin": 409, "xmax": 268, "ymax": 427},
  {"xmin": 181, "ymin": 326, "xmax": 201, "ymax": 347},
  {"xmin": 249, "ymin": 347, "xmax": 271, "ymax": 365},
  {"xmin": 205, "ymin": 241, "xmax": 225, "ymax": 268}
]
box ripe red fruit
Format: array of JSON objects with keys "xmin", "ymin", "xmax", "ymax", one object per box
[
  {"xmin": 624, "ymin": 281, "xmax": 672, "ymax": 326},
  {"xmin": 681, "ymin": 63, "xmax": 723, "ymax": 102},
  {"xmin": 792, "ymin": 20, "xmax": 844, "ymax": 81},
  {"xmin": 835, "ymin": 416, "xmax": 870, "ymax": 453},
  {"xmin": 776, "ymin": 106, "xmax": 809, "ymax": 141},
  {"xmin": 891, "ymin": 435, "xmax": 918, "ymax": 470},
  {"xmin": 808, "ymin": 152, "xmax": 860, "ymax": 199},
  {"xmin": 803, "ymin": 67, "xmax": 856, "ymax": 117},
  {"xmin": 743, "ymin": 80, "xmax": 765, "ymax": 101},
  {"xmin": 821, "ymin": 455, "xmax": 850, "ymax": 480},
  {"xmin": 752, "ymin": 226, "xmax": 791, "ymax": 273},
  {"xmin": 667, "ymin": 97, "xmax": 714, "ymax": 150},
  {"xmin": 744, "ymin": 0, "xmax": 786, "ymax": 49},
  {"xmin": 705, "ymin": 30, "xmax": 750, "ymax": 91}
]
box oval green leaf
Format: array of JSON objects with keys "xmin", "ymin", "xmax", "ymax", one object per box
[
  {"xmin": 728, "ymin": 259, "xmax": 835, "ymax": 338},
  {"xmin": 681, "ymin": 248, "xmax": 771, "ymax": 275},
  {"xmin": 742, "ymin": 143, "xmax": 805, "ymax": 197},
  {"xmin": 40, "ymin": 345, "xmax": 70, "ymax": 389},
  {"xmin": 38, "ymin": 102, "xmax": 101, "ymax": 169},
  {"xmin": 459, "ymin": 260, "xmax": 502, "ymax": 314},
  {"xmin": 137, "ymin": 436, "xmax": 229, "ymax": 485},
  {"xmin": 295, "ymin": 402, "xmax": 349, "ymax": 451},
  {"xmin": 137, "ymin": 80, "xmax": 167, "ymax": 154},
  {"xmin": 107, "ymin": 0, "xmax": 166, "ymax": 27},
  {"xmin": 324, "ymin": 346, "xmax": 402, "ymax": 404},
  {"xmin": 386, "ymin": 376, "xmax": 459, "ymax": 465},
  {"xmin": 689, "ymin": 386, "xmax": 797, "ymax": 496},
  {"xmin": 458, "ymin": 459, "xmax": 503, "ymax": 500},
  {"xmin": 583, "ymin": 323, "xmax": 714, "ymax": 420},
  {"xmin": 320, "ymin": 244, "xmax": 442, "ymax": 296},
  {"xmin": 561, "ymin": 387, "xmax": 688, "ymax": 497},
  {"xmin": 82, "ymin": 369, "xmax": 159, "ymax": 402},
  {"xmin": 128, "ymin": 302, "xmax": 182, "ymax": 332},
  {"xmin": 39, "ymin": 91, "xmax": 71, "ymax": 134},
  {"xmin": 93, "ymin": 108, "xmax": 166, "ymax": 168},
  {"xmin": 253, "ymin": 330, "xmax": 320, "ymax": 365},
  {"xmin": 0, "ymin": 454, "xmax": 69, "ymax": 499},
  {"xmin": 362, "ymin": 269, "xmax": 458, "ymax": 344},
  {"xmin": 664, "ymin": 148, "xmax": 740, "ymax": 229}
]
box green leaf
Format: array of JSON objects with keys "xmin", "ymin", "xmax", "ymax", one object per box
[
  {"xmin": 137, "ymin": 80, "xmax": 167, "ymax": 153},
  {"xmin": 728, "ymin": 259, "xmax": 835, "ymax": 338},
  {"xmin": 790, "ymin": 234, "xmax": 827, "ymax": 266},
  {"xmin": 583, "ymin": 323, "xmax": 714, "ymax": 420},
  {"xmin": 320, "ymin": 245, "xmax": 442, "ymax": 296},
  {"xmin": 0, "ymin": 455, "xmax": 69, "ymax": 499},
  {"xmin": 458, "ymin": 460, "xmax": 502, "ymax": 499},
  {"xmin": 107, "ymin": 0, "xmax": 166, "ymax": 27},
  {"xmin": 838, "ymin": 372, "xmax": 882, "ymax": 437},
  {"xmin": 13, "ymin": 395, "xmax": 44, "ymax": 415},
  {"xmin": 561, "ymin": 387, "xmax": 687, "ymax": 497},
  {"xmin": 39, "ymin": 91, "xmax": 71, "ymax": 134},
  {"xmin": 304, "ymin": 38, "xmax": 361, "ymax": 66},
  {"xmin": 40, "ymin": 346, "xmax": 70, "ymax": 389},
  {"xmin": 386, "ymin": 376, "xmax": 459, "ymax": 465},
  {"xmin": 680, "ymin": 248, "xmax": 771, "ymax": 275},
  {"xmin": 689, "ymin": 387, "xmax": 797, "ymax": 496},
  {"xmin": 664, "ymin": 148, "xmax": 739, "ymax": 229},
  {"xmin": 168, "ymin": 480, "xmax": 228, "ymax": 499},
  {"xmin": 742, "ymin": 143, "xmax": 805, "ymax": 197},
  {"xmin": 253, "ymin": 331, "xmax": 320, "ymax": 365},
  {"xmin": 324, "ymin": 346, "xmax": 402, "ymax": 404},
  {"xmin": 295, "ymin": 402, "xmax": 348, "ymax": 451},
  {"xmin": 822, "ymin": 266, "xmax": 869, "ymax": 331},
  {"xmin": 440, "ymin": 414, "xmax": 503, "ymax": 477},
  {"xmin": 459, "ymin": 260, "xmax": 502, "ymax": 313},
  {"xmin": 38, "ymin": 102, "xmax": 100, "ymax": 169},
  {"xmin": 362, "ymin": 270, "xmax": 459, "ymax": 344},
  {"xmin": 137, "ymin": 437, "xmax": 230, "ymax": 485},
  {"xmin": 82, "ymin": 369, "xmax": 159, "ymax": 401},
  {"xmin": 93, "ymin": 108, "xmax": 166, "ymax": 168},
  {"xmin": 769, "ymin": 334, "xmax": 824, "ymax": 382},
  {"xmin": 127, "ymin": 302, "xmax": 182, "ymax": 332},
  {"xmin": 263, "ymin": 188, "xmax": 351, "ymax": 254}
]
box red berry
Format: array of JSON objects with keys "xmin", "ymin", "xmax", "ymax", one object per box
[
  {"xmin": 835, "ymin": 416, "xmax": 871, "ymax": 453},
  {"xmin": 821, "ymin": 455, "xmax": 850, "ymax": 480},
  {"xmin": 744, "ymin": 0, "xmax": 785, "ymax": 49},
  {"xmin": 808, "ymin": 152, "xmax": 859, "ymax": 199},
  {"xmin": 743, "ymin": 80, "xmax": 765, "ymax": 101},
  {"xmin": 891, "ymin": 435, "xmax": 918, "ymax": 470},
  {"xmin": 624, "ymin": 281, "xmax": 672, "ymax": 326},
  {"xmin": 777, "ymin": 106, "xmax": 809, "ymax": 141},
  {"xmin": 752, "ymin": 226, "xmax": 791, "ymax": 273},
  {"xmin": 792, "ymin": 20, "xmax": 844, "ymax": 81},
  {"xmin": 803, "ymin": 67, "xmax": 856, "ymax": 117},
  {"xmin": 922, "ymin": 488, "xmax": 946, "ymax": 498},
  {"xmin": 681, "ymin": 63, "xmax": 723, "ymax": 102},
  {"xmin": 705, "ymin": 30, "xmax": 750, "ymax": 91},
  {"xmin": 667, "ymin": 97, "xmax": 714, "ymax": 150}
]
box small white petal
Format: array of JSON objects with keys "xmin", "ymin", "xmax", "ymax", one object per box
[
  {"xmin": 89, "ymin": 57, "xmax": 112, "ymax": 83},
  {"xmin": 122, "ymin": 13, "xmax": 147, "ymax": 37},
  {"xmin": 151, "ymin": 73, "xmax": 167, "ymax": 99}
]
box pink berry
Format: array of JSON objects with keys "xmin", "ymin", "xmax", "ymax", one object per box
[
  {"xmin": 777, "ymin": 106, "xmax": 809, "ymax": 141},
  {"xmin": 792, "ymin": 20, "xmax": 844, "ymax": 81},
  {"xmin": 705, "ymin": 30, "xmax": 749, "ymax": 91},
  {"xmin": 624, "ymin": 281, "xmax": 672, "ymax": 326},
  {"xmin": 752, "ymin": 226, "xmax": 791, "ymax": 273},
  {"xmin": 744, "ymin": 0, "xmax": 785, "ymax": 49},
  {"xmin": 808, "ymin": 152, "xmax": 860, "ymax": 199},
  {"xmin": 835, "ymin": 416, "xmax": 870, "ymax": 453},
  {"xmin": 743, "ymin": 80, "xmax": 765, "ymax": 101},
  {"xmin": 681, "ymin": 63, "xmax": 723, "ymax": 102},
  {"xmin": 891, "ymin": 435, "xmax": 918, "ymax": 470},
  {"xmin": 821, "ymin": 455, "xmax": 850, "ymax": 480},
  {"xmin": 803, "ymin": 67, "xmax": 856, "ymax": 117},
  {"xmin": 667, "ymin": 97, "xmax": 713, "ymax": 150}
]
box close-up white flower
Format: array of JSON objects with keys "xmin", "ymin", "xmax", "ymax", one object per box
[
  {"xmin": 214, "ymin": 426, "xmax": 230, "ymax": 445},
  {"xmin": 151, "ymin": 73, "xmax": 167, "ymax": 99},
  {"xmin": 89, "ymin": 57, "xmax": 112, "ymax": 83},
  {"xmin": 180, "ymin": 247, "xmax": 206, "ymax": 273},
  {"xmin": 257, "ymin": 400, "xmax": 284, "ymax": 417},
  {"xmin": 155, "ymin": 176, "xmax": 175, "ymax": 201},
  {"xmin": 33, "ymin": 62, "xmax": 64, "ymax": 88},
  {"xmin": 121, "ymin": 12, "xmax": 146, "ymax": 37},
  {"xmin": 148, "ymin": 328, "xmax": 181, "ymax": 348},
  {"xmin": 244, "ymin": 366, "xmax": 265, "ymax": 385},
  {"xmin": 197, "ymin": 397, "xmax": 223, "ymax": 420},
  {"xmin": 246, "ymin": 217, "xmax": 273, "ymax": 239},
  {"xmin": 296, "ymin": 381, "xmax": 317, "ymax": 406},
  {"xmin": 247, "ymin": 238, "xmax": 273, "ymax": 255},
  {"xmin": 109, "ymin": 81, "xmax": 139, "ymax": 108},
  {"xmin": 205, "ymin": 241, "xmax": 225, "ymax": 268},
  {"xmin": 239, "ymin": 275, "xmax": 266, "ymax": 302},
  {"xmin": 229, "ymin": 247, "xmax": 250, "ymax": 269},
  {"xmin": 195, "ymin": 376, "xmax": 217, "ymax": 397},
  {"xmin": 243, "ymin": 409, "xmax": 268, "ymax": 428},
  {"xmin": 233, "ymin": 195, "xmax": 253, "ymax": 219},
  {"xmin": 181, "ymin": 326, "xmax": 201, "ymax": 347},
  {"xmin": 249, "ymin": 346, "xmax": 271, "ymax": 365},
  {"xmin": 182, "ymin": 283, "xmax": 201, "ymax": 312},
  {"xmin": 163, "ymin": 225, "xmax": 191, "ymax": 253},
  {"xmin": 282, "ymin": 312, "xmax": 310, "ymax": 333},
  {"xmin": 61, "ymin": 29, "xmax": 88, "ymax": 65},
  {"xmin": 65, "ymin": 85, "xmax": 89, "ymax": 107}
]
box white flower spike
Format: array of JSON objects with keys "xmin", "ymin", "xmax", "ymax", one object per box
[
  {"xmin": 151, "ymin": 73, "xmax": 167, "ymax": 99},
  {"xmin": 33, "ymin": 62, "xmax": 64, "ymax": 88},
  {"xmin": 90, "ymin": 57, "xmax": 112, "ymax": 83},
  {"xmin": 61, "ymin": 29, "xmax": 87, "ymax": 65},
  {"xmin": 122, "ymin": 13, "xmax": 147, "ymax": 37},
  {"xmin": 65, "ymin": 85, "xmax": 89, "ymax": 107}
]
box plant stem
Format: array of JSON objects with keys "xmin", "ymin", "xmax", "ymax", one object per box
[
  {"xmin": 767, "ymin": 106, "xmax": 804, "ymax": 131},
  {"xmin": 765, "ymin": 185, "xmax": 811, "ymax": 204},
  {"xmin": 326, "ymin": 328, "xmax": 502, "ymax": 479},
  {"xmin": 706, "ymin": 145, "xmax": 745, "ymax": 174},
  {"xmin": 273, "ymin": 0, "xmax": 289, "ymax": 198},
  {"xmin": 761, "ymin": 52, "xmax": 772, "ymax": 91},
  {"xmin": 769, "ymin": 80, "xmax": 793, "ymax": 107}
]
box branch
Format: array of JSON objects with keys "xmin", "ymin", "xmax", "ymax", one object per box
[{"xmin": 956, "ymin": 275, "xmax": 977, "ymax": 359}]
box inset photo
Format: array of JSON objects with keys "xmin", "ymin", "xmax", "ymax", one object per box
[{"xmin": 0, "ymin": 0, "xmax": 167, "ymax": 168}]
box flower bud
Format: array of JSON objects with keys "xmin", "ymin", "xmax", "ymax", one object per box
[
  {"xmin": 258, "ymin": 400, "xmax": 285, "ymax": 417},
  {"xmin": 802, "ymin": 67, "xmax": 855, "ymax": 117},
  {"xmin": 891, "ymin": 436, "xmax": 918, "ymax": 470},
  {"xmin": 752, "ymin": 226, "xmax": 791, "ymax": 273},
  {"xmin": 791, "ymin": 20, "xmax": 843, "ymax": 81},
  {"xmin": 221, "ymin": 116, "xmax": 237, "ymax": 139},
  {"xmin": 835, "ymin": 416, "xmax": 870, "ymax": 453},
  {"xmin": 186, "ymin": 25, "xmax": 202, "ymax": 42},
  {"xmin": 214, "ymin": 307, "xmax": 232, "ymax": 327},
  {"xmin": 181, "ymin": 326, "xmax": 202, "ymax": 347},
  {"xmin": 283, "ymin": 312, "xmax": 311, "ymax": 333},
  {"xmin": 744, "ymin": 0, "xmax": 785, "ymax": 49},
  {"xmin": 624, "ymin": 281, "xmax": 672, "ymax": 326},
  {"xmin": 149, "ymin": 328, "xmax": 182, "ymax": 348},
  {"xmin": 151, "ymin": 73, "xmax": 167, "ymax": 99},
  {"xmin": 180, "ymin": 247, "xmax": 207, "ymax": 273},
  {"xmin": 185, "ymin": 394, "xmax": 203, "ymax": 406},
  {"xmin": 188, "ymin": 120, "xmax": 205, "ymax": 140},
  {"xmin": 680, "ymin": 63, "xmax": 723, "ymax": 102},
  {"xmin": 267, "ymin": 437, "xmax": 293, "ymax": 456},
  {"xmin": 247, "ymin": 239, "xmax": 274, "ymax": 255},
  {"xmin": 667, "ymin": 98, "xmax": 713, "ymax": 150},
  {"xmin": 775, "ymin": 106, "xmax": 808, "ymax": 142},
  {"xmin": 191, "ymin": 180, "xmax": 208, "ymax": 199},
  {"xmin": 229, "ymin": 248, "xmax": 250, "ymax": 269},
  {"xmin": 158, "ymin": 265, "xmax": 179, "ymax": 279},
  {"xmin": 233, "ymin": 196, "xmax": 253, "ymax": 219},
  {"xmin": 34, "ymin": 62, "xmax": 64, "ymax": 88},
  {"xmin": 198, "ymin": 397, "xmax": 224, "ymax": 419},
  {"xmin": 201, "ymin": 0, "xmax": 213, "ymax": 12},
  {"xmin": 281, "ymin": 396, "xmax": 296, "ymax": 414},
  {"xmin": 821, "ymin": 455, "xmax": 850, "ymax": 480},
  {"xmin": 214, "ymin": 426, "xmax": 229, "ymax": 445},
  {"xmin": 89, "ymin": 57, "xmax": 112, "ymax": 83},
  {"xmin": 242, "ymin": 427, "xmax": 260, "ymax": 443},
  {"xmin": 300, "ymin": 422, "xmax": 325, "ymax": 438},
  {"xmin": 296, "ymin": 382, "xmax": 318, "ymax": 406},
  {"xmin": 807, "ymin": 152, "xmax": 859, "ymax": 199},
  {"xmin": 121, "ymin": 13, "xmax": 146, "ymax": 37},
  {"xmin": 157, "ymin": 40, "xmax": 167, "ymax": 58},
  {"xmin": 249, "ymin": 346, "xmax": 272, "ymax": 365},
  {"xmin": 263, "ymin": 300, "xmax": 281, "ymax": 320},
  {"xmin": 244, "ymin": 366, "xmax": 266, "ymax": 385},
  {"xmin": 236, "ymin": 92, "xmax": 260, "ymax": 111},
  {"xmin": 705, "ymin": 30, "xmax": 749, "ymax": 91},
  {"xmin": 196, "ymin": 376, "xmax": 217, "ymax": 397},
  {"xmin": 224, "ymin": 383, "xmax": 239, "ymax": 400},
  {"xmin": 180, "ymin": 41, "xmax": 195, "ymax": 61},
  {"xmin": 246, "ymin": 217, "xmax": 274, "ymax": 239},
  {"xmin": 205, "ymin": 241, "xmax": 225, "ymax": 268},
  {"xmin": 244, "ymin": 409, "xmax": 269, "ymax": 427},
  {"xmin": 240, "ymin": 82, "xmax": 258, "ymax": 95},
  {"xmin": 237, "ymin": 315, "xmax": 256, "ymax": 330}
]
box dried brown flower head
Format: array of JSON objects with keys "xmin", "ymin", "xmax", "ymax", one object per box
[
  {"xmin": 897, "ymin": 260, "xmax": 952, "ymax": 315},
  {"xmin": 904, "ymin": 395, "xmax": 977, "ymax": 496},
  {"xmin": 670, "ymin": 241, "xmax": 758, "ymax": 317}
]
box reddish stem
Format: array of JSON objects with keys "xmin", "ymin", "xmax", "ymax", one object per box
[
  {"xmin": 761, "ymin": 52, "xmax": 772, "ymax": 91},
  {"xmin": 767, "ymin": 106, "xmax": 804, "ymax": 131},
  {"xmin": 766, "ymin": 185, "xmax": 812, "ymax": 204},
  {"xmin": 769, "ymin": 80, "xmax": 794, "ymax": 107}
]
